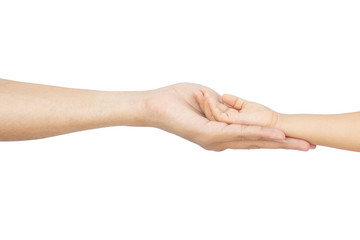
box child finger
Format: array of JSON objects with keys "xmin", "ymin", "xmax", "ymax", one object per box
[
  {"xmin": 222, "ymin": 94, "xmax": 246, "ymax": 110},
  {"xmin": 200, "ymin": 89, "xmax": 216, "ymax": 121}
]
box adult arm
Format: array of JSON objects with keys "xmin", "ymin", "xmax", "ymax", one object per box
[
  {"xmin": 0, "ymin": 78, "xmax": 311, "ymax": 150},
  {"xmin": 0, "ymin": 78, "xmax": 147, "ymax": 140}
]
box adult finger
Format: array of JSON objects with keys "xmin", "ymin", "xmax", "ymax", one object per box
[
  {"xmin": 208, "ymin": 137, "xmax": 312, "ymax": 151},
  {"xmin": 204, "ymin": 122, "xmax": 286, "ymax": 142}
]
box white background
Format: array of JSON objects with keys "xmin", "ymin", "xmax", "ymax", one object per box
[{"xmin": 1, "ymin": 0, "xmax": 360, "ymax": 239}]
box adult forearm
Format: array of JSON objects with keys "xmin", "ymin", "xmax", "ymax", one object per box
[
  {"xmin": 276, "ymin": 113, "xmax": 360, "ymax": 151},
  {"xmin": 0, "ymin": 79, "xmax": 148, "ymax": 141}
]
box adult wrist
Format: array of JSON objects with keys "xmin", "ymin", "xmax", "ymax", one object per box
[{"xmin": 97, "ymin": 90, "xmax": 151, "ymax": 128}]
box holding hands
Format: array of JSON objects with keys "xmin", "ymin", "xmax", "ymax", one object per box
[
  {"xmin": 192, "ymin": 87, "xmax": 316, "ymax": 151},
  {"xmin": 149, "ymin": 83, "xmax": 360, "ymax": 152},
  {"xmin": 145, "ymin": 83, "xmax": 314, "ymax": 151},
  {"xmin": 1, "ymin": 78, "xmax": 357, "ymax": 152}
]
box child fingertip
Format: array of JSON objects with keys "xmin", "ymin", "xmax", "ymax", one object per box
[
  {"xmin": 200, "ymin": 88, "xmax": 208, "ymax": 96},
  {"xmin": 193, "ymin": 91, "xmax": 201, "ymax": 101}
]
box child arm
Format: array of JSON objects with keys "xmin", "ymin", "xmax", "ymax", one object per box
[
  {"xmin": 197, "ymin": 89, "xmax": 360, "ymax": 152},
  {"xmin": 276, "ymin": 113, "xmax": 360, "ymax": 152}
]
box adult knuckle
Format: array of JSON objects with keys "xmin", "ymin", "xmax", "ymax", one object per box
[{"xmin": 238, "ymin": 125, "xmax": 248, "ymax": 138}]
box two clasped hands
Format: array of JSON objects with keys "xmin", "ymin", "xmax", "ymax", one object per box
[{"xmin": 1, "ymin": 79, "xmax": 359, "ymax": 152}]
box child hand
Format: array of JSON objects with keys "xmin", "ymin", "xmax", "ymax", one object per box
[
  {"xmin": 194, "ymin": 88, "xmax": 316, "ymax": 150},
  {"xmin": 194, "ymin": 89, "xmax": 279, "ymax": 128}
]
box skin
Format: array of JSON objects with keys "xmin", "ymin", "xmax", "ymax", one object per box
[
  {"xmin": 197, "ymin": 88, "xmax": 360, "ymax": 152},
  {"xmin": 0, "ymin": 78, "xmax": 312, "ymax": 151}
]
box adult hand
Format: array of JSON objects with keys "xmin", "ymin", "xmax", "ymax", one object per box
[{"xmin": 144, "ymin": 83, "xmax": 313, "ymax": 151}]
